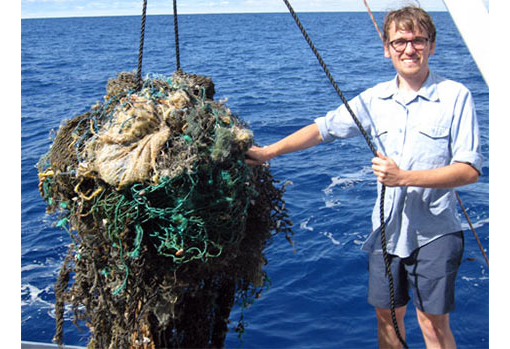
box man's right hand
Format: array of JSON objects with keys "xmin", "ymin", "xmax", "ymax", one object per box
[
  {"xmin": 244, "ymin": 123, "xmax": 322, "ymax": 166},
  {"xmin": 245, "ymin": 145, "xmax": 270, "ymax": 166}
]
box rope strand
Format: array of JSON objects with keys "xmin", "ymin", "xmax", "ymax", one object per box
[
  {"xmin": 137, "ymin": 0, "xmax": 148, "ymax": 87},
  {"xmin": 455, "ymin": 191, "xmax": 489, "ymax": 266},
  {"xmin": 362, "ymin": 0, "xmax": 383, "ymax": 41},
  {"xmin": 282, "ymin": 0, "xmax": 377, "ymax": 156},
  {"xmin": 173, "ymin": 0, "xmax": 181, "ymax": 71}
]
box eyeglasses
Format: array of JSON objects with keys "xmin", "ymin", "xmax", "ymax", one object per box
[{"xmin": 389, "ymin": 37, "xmax": 429, "ymax": 52}]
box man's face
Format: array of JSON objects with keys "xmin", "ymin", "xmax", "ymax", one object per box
[{"xmin": 384, "ymin": 21, "xmax": 436, "ymax": 84}]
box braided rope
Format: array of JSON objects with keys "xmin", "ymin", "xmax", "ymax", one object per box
[
  {"xmin": 281, "ymin": 1, "xmax": 408, "ymax": 347},
  {"xmin": 137, "ymin": 0, "xmax": 148, "ymax": 87},
  {"xmin": 173, "ymin": 0, "xmax": 181, "ymax": 71},
  {"xmin": 282, "ymin": 0, "xmax": 377, "ymax": 157},
  {"xmin": 379, "ymin": 186, "xmax": 407, "ymax": 348}
]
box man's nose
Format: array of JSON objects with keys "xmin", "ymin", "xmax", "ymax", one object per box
[{"xmin": 404, "ymin": 40, "xmax": 417, "ymax": 54}]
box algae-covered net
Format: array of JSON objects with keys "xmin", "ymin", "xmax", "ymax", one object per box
[{"xmin": 37, "ymin": 71, "xmax": 293, "ymax": 348}]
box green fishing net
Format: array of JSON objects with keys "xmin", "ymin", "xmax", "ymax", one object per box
[{"xmin": 37, "ymin": 71, "xmax": 293, "ymax": 348}]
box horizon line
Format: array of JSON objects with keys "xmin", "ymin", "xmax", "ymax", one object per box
[{"xmin": 21, "ymin": 9, "xmax": 449, "ymax": 20}]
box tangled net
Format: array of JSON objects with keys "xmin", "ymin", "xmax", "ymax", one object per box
[{"xmin": 37, "ymin": 71, "xmax": 293, "ymax": 348}]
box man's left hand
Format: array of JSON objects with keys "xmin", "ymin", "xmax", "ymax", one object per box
[{"xmin": 371, "ymin": 152, "xmax": 404, "ymax": 187}]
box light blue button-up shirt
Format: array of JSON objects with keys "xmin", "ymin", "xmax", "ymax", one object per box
[{"xmin": 315, "ymin": 71, "xmax": 483, "ymax": 258}]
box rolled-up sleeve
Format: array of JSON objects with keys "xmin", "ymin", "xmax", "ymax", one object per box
[
  {"xmin": 315, "ymin": 94, "xmax": 372, "ymax": 143},
  {"xmin": 450, "ymin": 88, "xmax": 484, "ymax": 174}
]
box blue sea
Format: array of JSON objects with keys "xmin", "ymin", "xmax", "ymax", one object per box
[{"xmin": 21, "ymin": 12, "xmax": 489, "ymax": 348}]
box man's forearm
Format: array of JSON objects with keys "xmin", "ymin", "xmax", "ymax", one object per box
[
  {"xmin": 245, "ymin": 123, "xmax": 323, "ymax": 165},
  {"xmin": 372, "ymin": 153, "xmax": 479, "ymax": 188},
  {"xmin": 264, "ymin": 123, "xmax": 323, "ymax": 159},
  {"xmin": 398, "ymin": 162, "xmax": 480, "ymax": 188}
]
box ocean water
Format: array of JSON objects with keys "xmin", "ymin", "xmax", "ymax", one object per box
[{"xmin": 21, "ymin": 12, "xmax": 489, "ymax": 348}]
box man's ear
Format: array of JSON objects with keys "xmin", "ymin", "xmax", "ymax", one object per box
[
  {"xmin": 384, "ymin": 43, "xmax": 391, "ymax": 58},
  {"xmin": 429, "ymin": 41, "xmax": 436, "ymax": 55}
]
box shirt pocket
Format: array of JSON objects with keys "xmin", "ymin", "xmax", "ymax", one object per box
[
  {"xmin": 373, "ymin": 125, "xmax": 391, "ymax": 155},
  {"xmin": 415, "ymin": 125, "xmax": 450, "ymax": 166}
]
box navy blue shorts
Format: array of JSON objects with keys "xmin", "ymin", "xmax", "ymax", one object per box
[{"xmin": 367, "ymin": 231, "xmax": 464, "ymax": 315}]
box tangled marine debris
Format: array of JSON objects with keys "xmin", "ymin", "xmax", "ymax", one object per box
[{"xmin": 37, "ymin": 71, "xmax": 293, "ymax": 348}]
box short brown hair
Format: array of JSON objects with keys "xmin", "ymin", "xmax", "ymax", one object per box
[{"xmin": 383, "ymin": 6, "xmax": 436, "ymax": 43}]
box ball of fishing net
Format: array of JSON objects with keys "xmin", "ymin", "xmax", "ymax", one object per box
[{"xmin": 77, "ymin": 72, "xmax": 252, "ymax": 189}]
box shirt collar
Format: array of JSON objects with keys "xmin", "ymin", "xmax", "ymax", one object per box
[
  {"xmin": 377, "ymin": 71, "xmax": 439, "ymax": 102},
  {"xmin": 417, "ymin": 71, "xmax": 440, "ymax": 102}
]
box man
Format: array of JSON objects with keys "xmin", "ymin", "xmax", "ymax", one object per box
[{"xmin": 245, "ymin": 6, "xmax": 483, "ymax": 349}]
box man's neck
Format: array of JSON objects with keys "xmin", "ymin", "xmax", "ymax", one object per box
[{"xmin": 397, "ymin": 70, "xmax": 429, "ymax": 92}]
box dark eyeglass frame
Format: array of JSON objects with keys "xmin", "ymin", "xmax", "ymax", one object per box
[{"xmin": 389, "ymin": 37, "xmax": 429, "ymax": 52}]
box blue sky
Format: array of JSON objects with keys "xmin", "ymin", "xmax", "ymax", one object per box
[{"xmin": 21, "ymin": 0, "xmax": 489, "ymax": 19}]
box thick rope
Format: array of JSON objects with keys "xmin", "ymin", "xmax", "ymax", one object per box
[
  {"xmin": 137, "ymin": 0, "xmax": 148, "ymax": 87},
  {"xmin": 173, "ymin": 0, "xmax": 181, "ymax": 71},
  {"xmin": 282, "ymin": 0, "xmax": 376, "ymax": 157},
  {"xmin": 281, "ymin": 1, "xmax": 408, "ymax": 347}
]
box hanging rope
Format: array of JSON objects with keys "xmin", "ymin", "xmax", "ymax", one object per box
[
  {"xmin": 362, "ymin": 0, "xmax": 383, "ymax": 41},
  {"xmin": 455, "ymin": 191, "xmax": 489, "ymax": 265},
  {"xmin": 137, "ymin": 0, "xmax": 181, "ymax": 79},
  {"xmin": 282, "ymin": 1, "xmax": 376, "ymax": 156},
  {"xmin": 137, "ymin": 0, "xmax": 148, "ymax": 87},
  {"xmin": 281, "ymin": 1, "xmax": 408, "ymax": 347},
  {"xmin": 173, "ymin": 0, "xmax": 181, "ymax": 71},
  {"xmin": 361, "ymin": 0, "xmax": 489, "ymax": 267}
]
